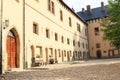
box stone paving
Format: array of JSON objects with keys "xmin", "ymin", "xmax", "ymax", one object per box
[{"xmin": 1, "ymin": 58, "xmax": 120, "ymax": 80}]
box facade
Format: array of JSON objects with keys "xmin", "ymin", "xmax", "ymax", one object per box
[
  {"xmin": 0, "ymin": 0, "xmax": 88, "ymax": 73},
  {"xmin": 25, "ymin": 0, "xmax": 88, "ymax": 68},
  {"xmin": 0, "ymin": 0, "xmax": 24, "ymax": 73},
  {"xmin": 77, "ymin": 2, "xmax": 119, "ymax": 59}
]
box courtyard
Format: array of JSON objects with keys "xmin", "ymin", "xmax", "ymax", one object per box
[{"xmin": 2, "ymin": 58, "xmax": 120, "ymax": 80}]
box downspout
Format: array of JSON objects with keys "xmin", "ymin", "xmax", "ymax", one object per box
[
  {"xmin": 0, "ymin": 0, "xmax": 3, "ymax": 74},
  {"xmin": 86, "ymin": 23, "xmax": 91, "ymax": 59},
  {"xmin": 23, "ymin": 0, "xmax": 26, "ymax": 69}
]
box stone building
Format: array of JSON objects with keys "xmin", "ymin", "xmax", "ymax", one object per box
[
  {"xmin": 0, "ymin": 0, "xmax": 88, "ymax": 73},
  {"xmin": 77, "ymin": 2, "xmax": 119, "ymax": 59}
]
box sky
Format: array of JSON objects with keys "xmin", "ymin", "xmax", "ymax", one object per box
[{"xmin": 63, "ymin": 0, "xmax": 108, "ymax": 12}]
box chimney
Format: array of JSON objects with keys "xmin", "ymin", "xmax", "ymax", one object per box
[
  {"xmin": 87, "ymin": 5, "xmax": 91, "ymax": 14},
  {"xmin": 72, "ymin": 7, "xmax": 75, "ymax": 12},
  {"xmin": 101, "ymin": 2, "xmax": 105, "ymax": 11},
  {"xmin": 82, "ymin": 8, "xmax": 85, "ymax": 13}
]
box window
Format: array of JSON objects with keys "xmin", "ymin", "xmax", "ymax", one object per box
[
  {"xmin": 110, "ymin": 42, "xmax": 113, "ymax": 47},
  {"xmin": 94, "ymin": 27, "xmax": 99, "ymax": 35},
  {"xmin": 49, "ymin": 48, "xmax": 53, "ymax": 56},
  {"xmin": 96, "ymin": 43, "xmax": 101, "ymax": 48},
  {"xmin": 36, "ymin": 46, "xmax": 43, "ymax": 58},
  {"xmin": 69, "ymin": 17, "xmax": 72, "ymax": 27},
  {"xmin": 48, "ymin": 0, "xmax": 55, "ymax": 14},
  {"xmin": 60, "ymin": 10, "xmax": 63, "ymax": 21},
  {"xmin": 64, "ymin": 50, "xmax": 66, "ymax": 57},
  {"xmin": 33, "ymin": 22, "xmax": 39, "ymax": 35},
  {"xmin": 77, "ymin": 23, "xmax": 81, "ymax": 32},
  {"xmin": 85, "ymin": 28, "xmax": 87, "ymax": 36},
  {"xmin": 70, "ymin": 51, "xmax": 72, "ymax": 57},
  {"xmin": 103, "ymin": 51, "xmax": 107, "ymax": 53},
  {"xmin": 82, "ymin": 43, "xmax": 84, "ymax": 48},
  {"xmin": 78, "ymin": 41, "xmax": 80, "ymax": 47},
  {"xmin": 35, "ymin": 0, "xmax": 39, "ymax": 2},
  {"xmin": 58, "ymin": 49, "xmax": 61, "ymax": 57},
  {"xmin": 73, "ymin": 40, "xmax": 75, "ymax": 46},
  {"xmin": 46, "ymin": 29, "xmax": 50, "ymax": 38},
  {"xmin": 55, "ymin": 33, "xmax": 58, "ymax": 41},
  {"xmin": 51, "ymin": 1, "xmax": 54, "ymax": 14},
  {"xmin": 67, "ymin": 38, "xmax": 70, "ymax": 45},
  {"xmin": 48, "ymin": 0, "xmax": 51, "ymax": 11},
  {"xmin": 86, "ymin": 44, "xmax": 88, "ymax": 49},
  {"xmin": 61, "ymin": 36, "xmax": 64, "ymax": 43},
  {"xmin": 16, "ymin": 0, "xmax": 19, "ymax": 3}
]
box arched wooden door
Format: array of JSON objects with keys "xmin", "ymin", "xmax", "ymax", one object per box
[{"xmin": 7, "ymin": 31, "xmax": 17, "ymax": 68}]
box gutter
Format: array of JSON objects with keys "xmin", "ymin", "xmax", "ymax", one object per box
[
  {"xmin": 0, "ymin": 0, "xmax": 3, "ymax": 74},
  {"xmin": 23, "ymin": 0, "xmax": 26, "ymax": 69}
]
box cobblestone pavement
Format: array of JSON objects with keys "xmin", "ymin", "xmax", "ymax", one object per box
[{"xmin": 2, "ymin": 58, "xmax": 120, "ymax": 80}]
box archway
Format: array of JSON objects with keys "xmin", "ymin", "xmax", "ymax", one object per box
[{"xmin": 6, "ymin": 29, "xmax": 20, "ymax": 68}]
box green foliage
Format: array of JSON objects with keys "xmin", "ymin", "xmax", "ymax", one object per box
[
  {"xmin": 100, "ymin": 0, "xmax": 120, "ymax": 49},
  {"xmin": 49, "ymin": 54, "xmax": 53, "ymax": 58},
  {"xmin": 36, "ymin": 54, "xmax": 41, "ymax": 58}
]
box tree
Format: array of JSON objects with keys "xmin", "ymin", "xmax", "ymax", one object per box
[{"xmin": 100, "ymin": 0, "xmax": 120, "ymax": 51}]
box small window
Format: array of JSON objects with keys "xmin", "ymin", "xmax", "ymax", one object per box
[
  {"xmin": 73, "ymin": 40, "xmax": 75, "ymax": 46},
  {"xmin": 36, "ymin": 46, "xmax": 43, "ymax": 58},
  {"xmin": 61, "ymin": 36, "xmax": 64, "ymax": 43},
  {"xmin": 110, "ymin": 42, "xmax": 113, "ymax": 47},
  {"xmin": 67, "ymin": 38, "xmax": 70, "ymax": 45},
  {"xmin": 33, "ymin": 22, "xmax": 39, "ymax": 35},
  {"xmin": 48, "ymin": 0, "xmax": 51, "ymax": 11},
  {"xmin": 82, "ymin": 43, "xmax": 84, "ymax": 48},
  {"xmin": 86, "ymin": 44, "xmax": 88, "ymax": 49},
  {"xmin": 96, "ymin": 43, "xmax": 101, "ymax": 48},
  {"xmin": 85, "ymin": 28, "xmax": 87, "ymax": 36},
  {"xmin": 78, "ymin": 41, "xmax": 80, "ymax": 47},
  {"xmin": 58, "ymin": 49, "xmax": 61, "ymax": 57},
  {"xmin": 35, "ymin": 0, "xmax": 39, "ymax": 3},
  {"xmin": 51, "ymin": 1, "xmax": 55, "ymax": 14},
  {"xmin": 64, "ymin": 50, "xmax": 66, "ymax": 57},
  {"xmin": 16, "ymin": 0, "xmax": 19, "ymax": 3},
  {"xmin": 103, "ymin": 51, "xmax": 107, "ymax": 53},
  {"xmin": 77, "ymin": 23, "xmax": 81, "ymax": 32},
  {"xmin": 70, "ymin": 51, "xmax": 72, "ymax": 57},
  {"xmin": 55, "ymin": 33, "xmax": 58, "ymax": 41},
  {"xmin": 49, "ymin": 48, "xmax": 53, "ymax": 56},
  {"xmin": 69, "ymin": 17, "xmax": 72, "ymax": 27},
  {"xmin": 94, "ymin": 27, "xmax": 99, "ymax": 35},
  {"xmin": 48, "ymin": 0, "xmax": 55, "ymax": 14},
  {"xmin": 46, "ymin": 29, "xmax": 50, "ymax": 38},
  {"xmin": 60, "ymin": 10, "xmax": 63, "ymax": 21}
]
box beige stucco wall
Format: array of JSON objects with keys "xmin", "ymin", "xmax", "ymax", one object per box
[
  {"xmin": 2, "ymin": 0, "xmax": 23, "ymax": 73},
  {"xmin": 25, "ymin": 0, "xmax": 88, "ymax": 68},
  {"xmin": 1, "ymin": 0, "xmax": 88, "ymax": 72}
]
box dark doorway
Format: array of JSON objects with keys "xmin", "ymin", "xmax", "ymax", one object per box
[{"xmin": 96, "ymin": 50, "xmax": 101, "ymax": 58}]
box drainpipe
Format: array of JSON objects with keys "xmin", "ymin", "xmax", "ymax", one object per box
[
  {"xmin": 23, "ymin": 0, "xmax": 26, "ymax": 69},
  {"xmin": 86, "ymin": 23, "xmax": 91, "ymax": 59},
  {"xmin": 0, "ymin": 0, "xmax": 3, "ymax": 74}
]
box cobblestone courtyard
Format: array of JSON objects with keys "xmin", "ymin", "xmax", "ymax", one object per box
[{"xmin": 2, "ymin": 59, "xmax": 120, "ymax": 80}]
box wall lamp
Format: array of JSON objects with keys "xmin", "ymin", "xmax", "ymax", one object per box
[{"xmin": 3, "ymin": 19, "xmax": 9, "ymax": 29}]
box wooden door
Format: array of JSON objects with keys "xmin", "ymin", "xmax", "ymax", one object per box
[{"xmin": 7, "ymin": 36, "xmax": 17, "ymax": 68}]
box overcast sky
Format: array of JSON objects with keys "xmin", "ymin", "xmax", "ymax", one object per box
[{"xmin": 63, "ymin": 0, "xmax": 108, "ymax": 12}]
